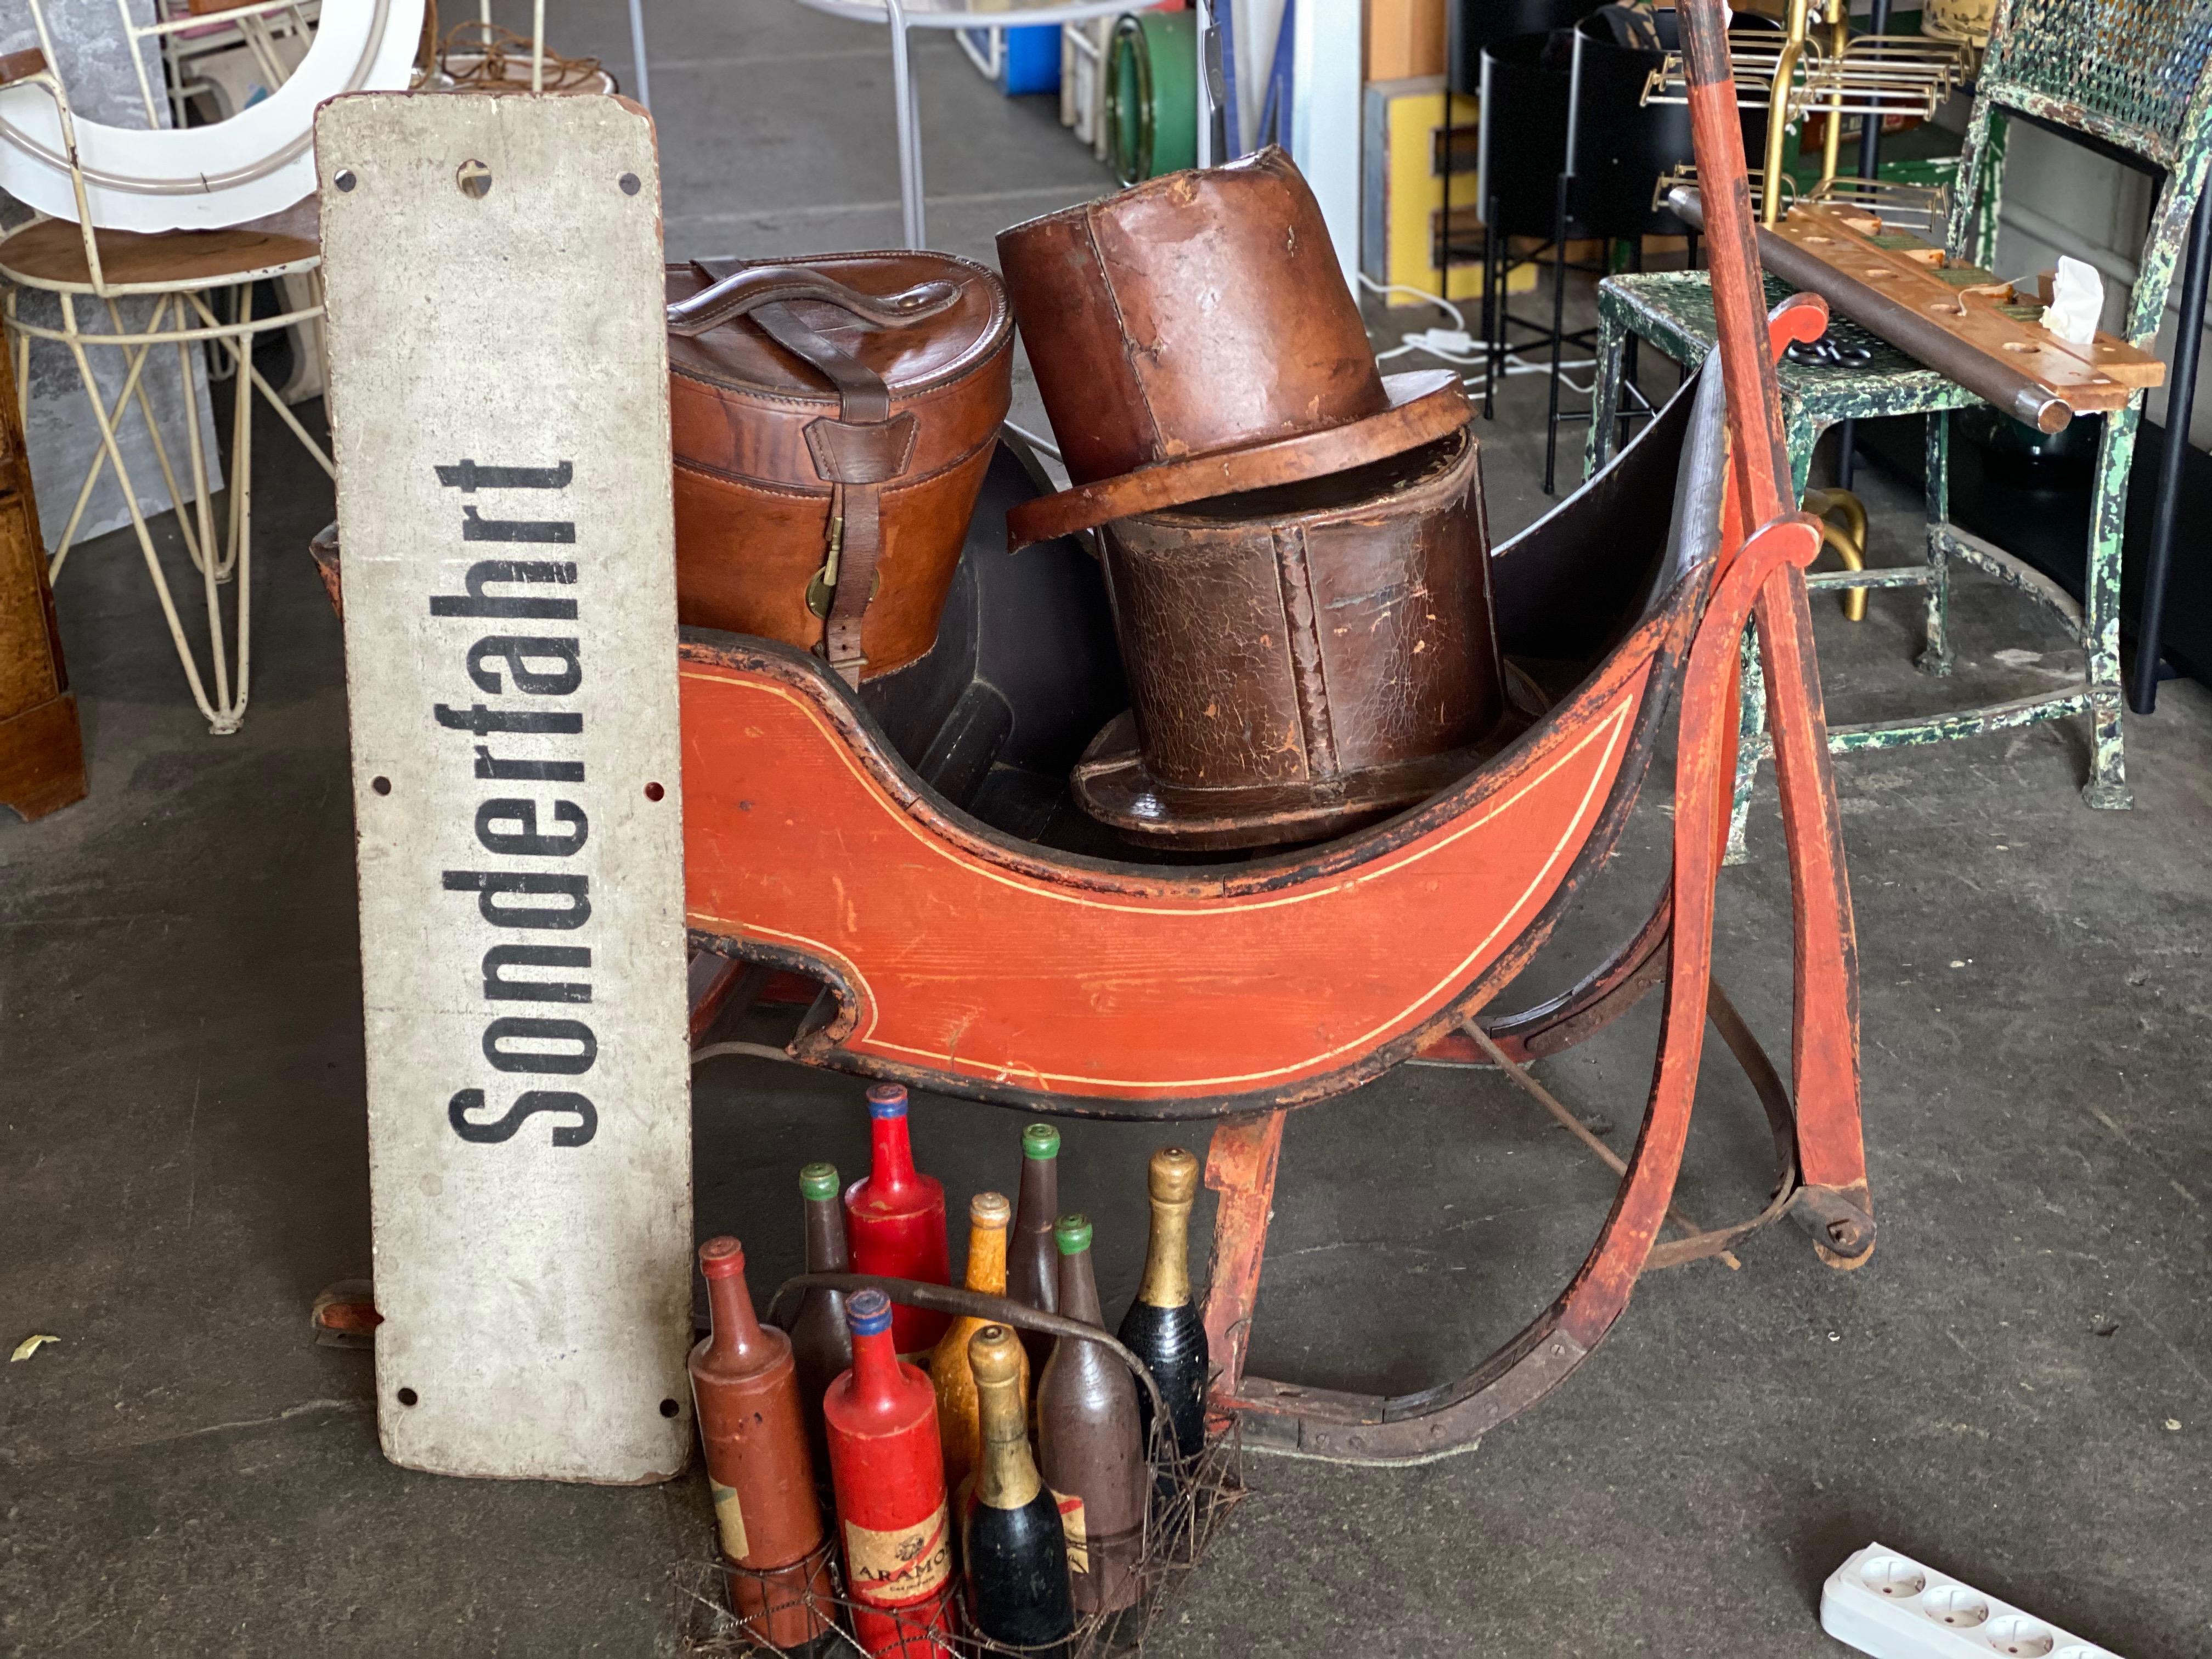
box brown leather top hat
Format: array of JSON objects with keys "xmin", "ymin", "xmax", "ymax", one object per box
[
  {"xmin": 1070, "ymin": 428, "xmax": 1523, "ymax": 851},
  {"xmin": 996, "ymin": 147, "xmax": 1469, "ymax": 550}
]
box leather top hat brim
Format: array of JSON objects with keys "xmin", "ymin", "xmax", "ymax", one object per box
[
  {"xmin": 1005, "ymin": 369, "xmax": 1469, "ymax": 551},
  {"xmin": 1070, "ymin": 668, "xmax": 1545, "ymax": 853}
]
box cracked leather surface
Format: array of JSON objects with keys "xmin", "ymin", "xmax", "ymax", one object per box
[
  {"xmin": 1101, "ymin": 429, "xmax": 1503, "ymax": 802},
  {"xmin": 666, "ymin": 253, "xmax": 1012, "ymax": 680}
]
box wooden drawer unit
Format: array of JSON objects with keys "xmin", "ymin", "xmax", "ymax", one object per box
[{"xmin": 0, "ymin": 347, "xmax": 87, "ymax": 822}]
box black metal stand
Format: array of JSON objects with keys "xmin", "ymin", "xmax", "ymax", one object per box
[{"xmin": 2128, "ymin": 187, "xmax": 2212, "ymax": 714}]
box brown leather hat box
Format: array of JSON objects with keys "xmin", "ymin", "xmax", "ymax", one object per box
[
  {"xmin": 994, "ymin": 146, "xmax": 1469, "ymax": 550},
  {"xmin": 998, "ymin": 150, "xmax": 1506, "ymax": 849},
  {"xmin": 1073, "ymin": 428, "xmax": 1512, "ymax": 849},
  {"xmin": 667, "ymin": 252, "xmax": 1013, "ymax": 684}
]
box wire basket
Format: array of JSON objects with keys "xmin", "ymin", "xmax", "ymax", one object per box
[{"xmin": 677, "ymin": 1277, "xmax": 1248, "ymax": 1658}]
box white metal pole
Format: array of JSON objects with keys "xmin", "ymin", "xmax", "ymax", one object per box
[
  {"xmin": 1289, "ymin": 0, "xmax": 1360, "ymax": 289},
  {"xmin": 628, "ymin": 0, "xmax": 652, "ymax": 109},
  {"xmin": 886, "ymin": 0, "xmax": 926, "ymax": 247}
]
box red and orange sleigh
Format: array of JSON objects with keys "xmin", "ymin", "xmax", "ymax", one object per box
[
  {"xmin": 315, "ymin": 7, "xmax": 1872, "ymax": 1462},
  {"xmin": 677, "ymin": 13, "xmax": 1874, "ymax": 1462}
]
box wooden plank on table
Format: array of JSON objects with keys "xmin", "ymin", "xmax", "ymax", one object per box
[
  {"xmin": 1775, "ymin": 203, "xmax": 2165, "ymax": 410},
  {"xmin": 317, "ymin": 93, "xmax": 691, "ymax": 1484}
]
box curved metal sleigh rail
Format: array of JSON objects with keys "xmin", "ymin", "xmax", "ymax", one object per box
[{"xmin": 295, "ymin": 0, "xmax": 1866, "ymax": 1464}]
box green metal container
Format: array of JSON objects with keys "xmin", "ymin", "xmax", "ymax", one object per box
[{"xmin": 1107, "ymin": 11, "xmax": 1198, "ymax": 187}]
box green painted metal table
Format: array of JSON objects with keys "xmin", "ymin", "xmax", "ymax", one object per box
[{"xmin": 1589, "ymin": 269, "xmax": 2132, "ymax": 860}]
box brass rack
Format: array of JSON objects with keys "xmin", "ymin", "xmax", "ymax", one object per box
[{"xmin": 1640, "ymin": 0, "xmax": 1970, "ymax": 223}]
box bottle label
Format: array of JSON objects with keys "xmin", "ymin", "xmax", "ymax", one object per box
[
  {"xmin": 843, "ymin": 1504, "xmax": 952, "ymax": 1606},
  {"xmin": 1053, "ymin": 1491, "xmax": 1088, "ymax": 1575},
  {"xmin": 710, "ymin": 1480, "xmax": 749, "ymax": 1560}
]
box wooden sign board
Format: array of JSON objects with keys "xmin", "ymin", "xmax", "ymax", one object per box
[{"xmin": 317, "ymin": 93, "xmax": 691, "ymax": 1483}]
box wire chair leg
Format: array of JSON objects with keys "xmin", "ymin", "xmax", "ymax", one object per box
[
  {"xmin": 184, "ymin": 289, "xmax": 334, "ymax": 478},
  {"xmin": 106, "ymin": 295, "xmax": 205, "ymax": 578},
  {"xmin": 176, "ymin": 319, "xmax": 219, "ymax": 595},
  {"xmin": 55, "ymin": 294, "xmax": 233, "ymax": 732},
  {"xmin": 46, "ymin": 295, "xmax": 174, "ymax": 583}
]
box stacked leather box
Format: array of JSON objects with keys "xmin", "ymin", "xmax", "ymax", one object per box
[{"xmin": 667, "ymin": 149, "xmax": 1511, "ymax": 850}]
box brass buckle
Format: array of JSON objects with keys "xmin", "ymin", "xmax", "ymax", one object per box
[{"xmin": 805, "ymin": 515, "xmax": 880, "ymax": 618}]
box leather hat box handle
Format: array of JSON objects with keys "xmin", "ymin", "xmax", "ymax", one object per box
[
  {"xmin": 670, "ymin": 259, "xmax": 947, "ymax": 688},
  {"xmin": 666, "ymin": 262, "xmax": 959, "ymax": 338}
]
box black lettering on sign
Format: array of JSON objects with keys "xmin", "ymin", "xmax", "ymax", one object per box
[
  {"xmin": 483, "ymin": 944, "xmax": 592, "ymax": 1004},
  {"xmin": 448, "ymin": 1087, "xmax": 597, "ymax": 1147},
  {"xmin": 484, "ymin": 1015, "xmax": 598, "ymax": 1075},
  {"xmin": 443, "ymin": 870, "xmax": 592, "ymax": 929},
  {"xmin": 430, "ymin": 560, "xmax": 578, "ymax": 620},
  {"xmin": 435, "ymin": 703, "xmax": 582, "ymax": 736},
  {"xmin": 436, "ymin": 459, "xmax": 574, "ymax": 492},
  {"xmin": 475, "ymin": 798, "xmax": 588, "ymax": 858},
  {"xmin": 467, "ymin": 635, "xmax": 582, "ymax": 697},
  {"xmin": 463, "ymin": 506, "xmax": 575, "ymax": 544},
  {"xmin": 432, "ymin": 455, "xmax": 600, "ymax": 1152},
  {"xmin": 475, "ymin": 746, "xmax": 586, "ymax": 783}
]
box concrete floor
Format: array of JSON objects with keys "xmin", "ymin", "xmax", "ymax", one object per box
[{"xmin": 5, "ymin": 3, "xmax": 2211, "ymax": 1654}]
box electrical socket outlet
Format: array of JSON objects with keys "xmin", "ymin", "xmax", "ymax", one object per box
[{"xmin": 1821, "ymin": 1543, "xmax": 2124, "ymax": 1659}]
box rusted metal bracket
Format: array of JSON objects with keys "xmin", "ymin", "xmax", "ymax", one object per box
[{"xmin": 1789, "ymin": 1181, "xmax": 1877, "ymax": 1265}]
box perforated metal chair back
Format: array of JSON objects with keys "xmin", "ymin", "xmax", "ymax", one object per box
[
  {"xmin": 1953, "ymin": 0, "xmax": 2212, "ymax": 341},
  {"xmin": 1979, "ymin": 0, "xmax": 2212, "ymax": 167}
]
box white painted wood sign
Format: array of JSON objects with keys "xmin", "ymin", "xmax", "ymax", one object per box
[{"xmin": 317, "ymin": 93, "xmax": 691, "ymax": 1484}]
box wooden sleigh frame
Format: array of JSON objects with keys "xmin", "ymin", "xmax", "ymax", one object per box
[
  {"xmin": 308, "ymin": 3, "xmax": 1867, "ymax": 1464},
  {"xmin": 674, "ymin": 1, "xmax": 1871, "ymax": 1465}
]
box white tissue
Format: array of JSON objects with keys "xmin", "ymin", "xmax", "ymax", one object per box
[{"xmin": 2040, "ymin": 255, "xmax": 2104, "ymax": 346}]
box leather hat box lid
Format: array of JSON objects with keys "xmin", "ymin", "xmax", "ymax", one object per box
[
  {"xmin": 998, "ymin": 148, "xmax": 1384, "ymax": 482},
  {"xmin": 996, "ymin": 148, "xmax": 1469, "ymax": 545},
  {"xmin": 667, "ymin": 251, "xmax": 1011, "ymax": 487}
]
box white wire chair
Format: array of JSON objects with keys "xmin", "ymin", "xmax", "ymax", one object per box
[
  {"xmin": 149, "ymin": 0, "xmax": 321, "ymax": 128},
  {"xmin": 0, "ymin": 0, "xmax": 333, "ymax": 735}
]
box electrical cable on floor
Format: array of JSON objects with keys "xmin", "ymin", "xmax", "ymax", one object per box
[
  {"xmin": 1358, "ymin": 272, "xmax": 1605, "ymax": 396},
  {"xmin": 1356, "ymin": 271, "xmax": 1468, "ymax": 334}
]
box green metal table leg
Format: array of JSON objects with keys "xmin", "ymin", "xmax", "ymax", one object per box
[
  {"xmin": 1726, "ymin": 402, "xmax": 1822, "ymax": 861},
  {"xmin": 2083, "ymin": 403, "xmax": 2137, "ymax": 809},
  {"xmin": 1786, "ymin": 403, "xmax": 1818, "ymax": 502},
  {"xmin": 1726, "ymin": 625, "xmax": 1767, "ymax": 865},
  {"xmin": 1920, "ymin": 410, "xmax": 1954, "ymax": 676},
  {"xmin": 1585, "ymin": 297, "xmax": 1628, "ymax": 483}
]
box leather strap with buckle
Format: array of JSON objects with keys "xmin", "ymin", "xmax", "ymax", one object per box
[{"xmin": 679, "ymin": 261, "xmax": 947, "ymax": 687}]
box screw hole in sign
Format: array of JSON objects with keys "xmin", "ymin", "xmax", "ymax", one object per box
[
  {"xmin": 371, "ymin": 776, "xmax": 392, "ymax": 796},
  {"xmin": 644, "ymin": 781, "xmax": 665, "ymax": 802},
  {"xmin": 397, "ymin": 1387, "xmax": 420, "ymax": 1407},
  {"xmin": 619, "ymin": 172, "xmax": 642, "ymax": 196},
  {"xmin": 457, "ymin": 160, "xmax": 493, "ymax": 199},
  {"xmin": 659, "ymin": 1398, "xmax": 681, "ymax": 1418},
  {"xmin": 334, "ymin": 168, "xmax": 357, "ymax": 193}
]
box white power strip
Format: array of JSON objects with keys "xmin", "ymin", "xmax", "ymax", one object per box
[{"xmin": 1821, "ymin": 1543, "xmax": 2125, "ymax": 1659}]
